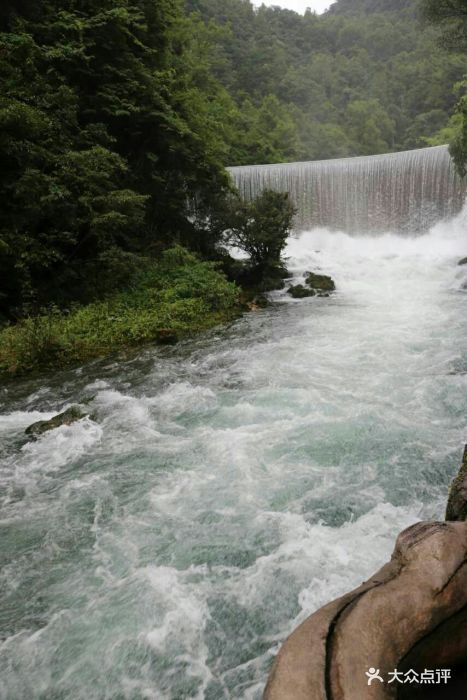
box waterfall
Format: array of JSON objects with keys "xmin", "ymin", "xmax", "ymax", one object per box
[{"xmin": 228, "ymin": 145, "xmax": 466, "ymax": 233}]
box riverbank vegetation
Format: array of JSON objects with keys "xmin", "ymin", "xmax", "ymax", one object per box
[
  {"xmin": 0, "ymin": 248, "xmax": 240, "ymax": 376},
  {"xmin": 1, "ymin": 0, "xmax": 464, "ymax": 376}
]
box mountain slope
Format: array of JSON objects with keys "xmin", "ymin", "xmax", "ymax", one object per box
[{"xmin": 185, "ymin": 0, "xmax": 467, "ymax": 164}]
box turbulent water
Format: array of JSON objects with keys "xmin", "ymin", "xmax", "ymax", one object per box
[
  {"xmin": 230, "ymin": 145, "xmax": 466, "ymax": 233},
  {"xmin": 1, "ymin": 214, "xmax": 467, "ymax": 699}
]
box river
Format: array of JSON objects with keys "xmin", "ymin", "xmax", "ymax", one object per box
[{"xmin": 1, "ymin": 215, "xmax": 467, "ymax": 699}]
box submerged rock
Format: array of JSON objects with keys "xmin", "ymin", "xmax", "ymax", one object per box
[
  {"xmin": 458, "ymin": 257, "xmax": 467, "ymax": 266},
  {"xmin": 25, "ymin": 405, "xmax": 87, "ymax": 438},
  {"xmin": 446, "ymin": 445, "xmax": 467, "ymax": 521},
  {"xmin": 287, "ymin": 284, "xmax": 316, "ymax": 299},
  {"xmin": 305, "ymin": 272, "xmax": 336, "ymax": 292}
]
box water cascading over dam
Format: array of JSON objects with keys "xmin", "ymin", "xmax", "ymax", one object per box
[{"xmin": 229, "ymin": 145, "xmax": 466, "ymax": 233}]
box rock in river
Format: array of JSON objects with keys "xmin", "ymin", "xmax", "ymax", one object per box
[
  {"xmin": 25, "ymin": 405, "xmax": 87, "ymax": 438},
  {"xmin": 305, "ymin": 272, "xmax": 336, "ymax": 292},
  {"xmin": 287, "ymin": 284, "xmax": 316, "ymax": 299}
]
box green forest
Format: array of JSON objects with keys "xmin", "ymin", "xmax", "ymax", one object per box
[
  {"xmin": 1, "ymin": 0, "xmax": 467, "ymax": 374},
  {"xmin": 187, "ymin": 0, "xmax": 467, "ymax": 163}
]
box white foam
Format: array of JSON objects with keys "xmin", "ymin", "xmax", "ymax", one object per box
[{"xmin": 1, "ymin": 211, "xmax": 466, "ymax": 699}]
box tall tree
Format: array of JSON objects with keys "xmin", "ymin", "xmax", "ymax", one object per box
[{"xmin": 0, "ymin": 0, "xmax": 231, "ymax": 318}]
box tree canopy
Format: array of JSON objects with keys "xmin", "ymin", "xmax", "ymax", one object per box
[
  {"xmin": 186, "ymin": 0, "xmax": 467, "ymax": 164},
  {"xmin": 0, "ymin": 0, "xmax": 233, "ymax": 318}
]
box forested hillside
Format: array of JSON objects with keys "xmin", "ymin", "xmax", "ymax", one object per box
[
  {"xmin": 0, "ymin": 0, "xmax": 236, "ymax": 319},
  {"xmin": 186, "ymin": 0, "xmax": 467, "ymax": 163}
]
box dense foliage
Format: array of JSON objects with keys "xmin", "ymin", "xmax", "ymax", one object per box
[
  {"xmin": 0, "ymin": 247, "xmax": 239, "ymax": 375},
  {"xmin": 186, "ymin": 0, "xmax": 467, "ymax": 164},
  {"xmin": 225, "ymin": 190, "xmax": 295, "ymax": 270},
  {"xmin": 217, "ymin": 189, "xmax": 296, "ymax": 291},
  {"xmin": 420, "ymin": 0, "xmax": 467, "ymax": 175},
  {"xmin": 0, "ymin": 0, "xmax": 233, "ymax": 320},
  {"xmin": 420, "ymin": 0, "xmax": 467, "ymax": 51}
]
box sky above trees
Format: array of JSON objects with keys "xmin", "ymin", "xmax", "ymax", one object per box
[{"xmin": 252, "ymin": 1, "xmax": 331, "ymax": 14}]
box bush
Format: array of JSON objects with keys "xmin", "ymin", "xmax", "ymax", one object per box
[
  {"xmin": 227, "ymin": 189, "xmax": 295, "ymax": 266},
  {"xmin": 215, "ymin": 189, "xmax": 296, "ymax": 291}
]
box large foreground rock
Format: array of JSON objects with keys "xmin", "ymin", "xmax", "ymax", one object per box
[{"xmin": 264, "ymin": 520, "xmax": 467, "ymax": 699}]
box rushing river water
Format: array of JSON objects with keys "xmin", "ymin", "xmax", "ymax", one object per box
[{"xmin": 1, "ymin": 217, "xmax": 467, "ymax": 699}]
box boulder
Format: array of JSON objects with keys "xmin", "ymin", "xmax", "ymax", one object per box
[
  {"xmin": 288, "ymin": 285, "xmax": 316, "ymax": 299},
  {"xmin": 264, "ymin": 521, "xmax": 467, "ymax": 700},
  {"xmin": 25, "ymin": 405, "xmax": 87, "ymax": 438},
  {"xmin": 446, "ymin": 445, "xmax": 467, "ymax": 522},
  {"xmin": 458, "ymin": 257, "xmax": 467, "ymax": 266},
  {"xmin": 305, "ymin": 272, "xmax": 336, "ymax": 292}
]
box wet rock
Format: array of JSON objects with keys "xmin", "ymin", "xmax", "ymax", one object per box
[
  {"xmin": 305, "ymin": 272, "xmax": 336, "ymax": 292},
  {"xmin": 247, "ymin": 295, "xmax": 268, "ymax": 311},
  {"xmin": 155, "ymin": 328, "xmax": 178, "ymax": 345},
  {"xmin": 287, "ymin": 284, "xmax": 316, "ymax": 299},
  {"xmin": 446, "ymin": 445, "xmax": 467, "ymax": 522},
  {"xmin": 25, "ymin": 405, "xmax": 87, "ymax": 438},
  {"xmin": 254, "ymin": 294, "xmax": 269, "ymax": 308},
  {"xmin": 458, "ymin": 257, "xmax": 467, "ymax": 266},
  {"xmin": 264, "ymin": 520, "xmax": 467, "ymax": 700}
]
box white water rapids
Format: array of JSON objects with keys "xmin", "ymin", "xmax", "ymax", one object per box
[{"xmin": 1, "ymin": 200, "xmax": 467, "ymax": 696}]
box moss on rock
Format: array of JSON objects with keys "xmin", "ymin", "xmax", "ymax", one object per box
[
  {"xmin": 305, "ymin": 272, "xmax": 336, "ymax": 292},
  {"xmin": 25, "ymin": 406, "xmax": 87, "ymax": 438},
  {"xmin": 287, "ymin": 284, "xmax": 316, "ymax": 299}
]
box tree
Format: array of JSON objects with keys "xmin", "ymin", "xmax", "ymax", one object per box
[
  {"xmin": 0, "ymin": 0, "xmax": 232, "ymax": 318},
  {"xmin": 222, "ymin": 190, "xmax": 296, "ymax": 279},
  {"xmin": 420, "ymin": 0, "xmax": 467, "ymax": 51},
  {"xmin": 346, "ymin": 99, "xmax": 396, "ymax": 155}
]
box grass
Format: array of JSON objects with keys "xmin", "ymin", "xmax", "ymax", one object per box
[{"xmin": 0, "ymin": 247, "xmax": 241, "ymax": 377}]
